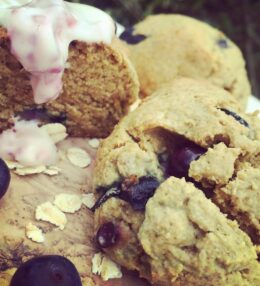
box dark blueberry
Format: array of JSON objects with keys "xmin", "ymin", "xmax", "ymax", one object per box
[
  {"xmin": 17, "ymin": 108, "xmax": 50, "ymax": 121},
  {"xmin": 0, "ymin": 158, "xmax": 10, "ymax": 200},
  {"xmin": 120, "ymin": 177, "xmax": 160, "ymax": 211},
  {"xmin": 217, "ymin": 38, "xmax": 229, "ymax": 48},
  {"xmin": 10, "ymin": 255, "xmax": 82, "ymax": 286},
  {"xmin": 119, "ymin": 27, "xmax": 147, "ymax": 45},
  {"xmin": 91, "ymin": 185, "xmax": 121, "ymax": 212},
  {"xmin": 169, "ymin": 142, "xmax": 206, "ymax": 179},
  {"xmin": 17, "ymin": 108, "xmax": 67, "ymax": 124},
  {"xmin": 96, "ymin": 222, "xmax": 119, "ymax": 248},
  {"xmin": 219, "ymin": 108, "xmax": 249, "ymax": 128}
]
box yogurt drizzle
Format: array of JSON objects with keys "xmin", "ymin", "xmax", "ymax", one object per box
[
  {"xmin": 0, "ymin": 0, "xmax": 115, "ymax": 104},
  {"xmin": 0, "ymin": 0, "xmax": 115, "ymax": 166}
]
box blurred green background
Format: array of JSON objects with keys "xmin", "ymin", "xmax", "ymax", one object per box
[{"xmin": 69, "ymin": 0, "xmax": 260, "ymax": 99}]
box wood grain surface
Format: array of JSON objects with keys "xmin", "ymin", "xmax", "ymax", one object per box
[{"xmin": 0, "ymin": 138, "xmax": 150, "ymax": 286}]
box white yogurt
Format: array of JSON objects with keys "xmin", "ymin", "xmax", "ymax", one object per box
[
  {"xmin": 0, "ymin": 120, "xmax": 57, "ymax": 166},
  {"xmin": 0, "ymin": 1, "xmax": 115, "ymax": 166},
  {"xmin": 0, "ymin": 0, "xmax": 115, "ymax": 104}
]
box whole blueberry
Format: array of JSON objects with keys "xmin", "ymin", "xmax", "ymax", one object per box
[
  {"xmin": 10, "ymin": 255, "xmax": 82, "ymax": 286},
  {"xmin": 0, "ymin": 158, "xmax": 10, "ymax": 199},
  {"xmin": 169, "ymin": 143, "xmax": 206, "ymax": 178},
  {"xmin": 96, "ymin": 222, "xmax": 119, "ymax": 249}
]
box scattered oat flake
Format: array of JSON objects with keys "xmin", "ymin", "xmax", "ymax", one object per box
[
  {"xmin": 14, "ymin": 165, "xmax": 46, "ymax": 176},
  {"xmin": 4, "ymin": 160, "xmax": 23, "ymax": 170},
  {"xmin": 36, "ymin": 202, "xmax": 67, "ymax": 230},
  {"xmin": 88, "ymin": 138, "xmax": 100, "ymax": 149},
  {"xmin": 54, "ymin": 194, "xmax": 82, "ymax": 213},
  {"xmin": 41, "ymin": 123, "xmax": 68, "ymax": 144},
  {"xmin": 25, "ymin": 222, "xmax": 45, "ymax": 243},
  {"xmin": 67, "ymin": 148, "xmax": 91, "ymax": 168},
  {"xmin": 129, "ymin": 99, "xmax": 141, "ymax": 112},
  {"xmin": 82, "ymin": 193, "xmax": 96, "ymax": 209},
  {"xmin": 92, "ymin": 253, "xmax": 122, "ymax": 281},
  {"xmin": 44, "ymin": 166, "xmax": 62, "ymax": 176}
]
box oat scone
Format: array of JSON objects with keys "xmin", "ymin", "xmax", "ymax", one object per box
[
  {"xmin": 120, "ymin": 14, "xmax": 250, "ymax": 107},
  {"xmin": 92, "ymin": 78, "xmax": 260, "ymax": 285},
  {"xmin": 0, "ymin": 1, "xmax": 139, "ymax": 138}
]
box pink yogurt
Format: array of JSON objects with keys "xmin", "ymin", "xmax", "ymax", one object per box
[{"xmin": 0, "ymin": 0, "xmax": 115, "ymax": 104}]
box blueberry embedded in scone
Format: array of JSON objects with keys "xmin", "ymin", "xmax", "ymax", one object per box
[{"xmin": 92, "ymin": 78, "xmax": 260, "ymax": 286}]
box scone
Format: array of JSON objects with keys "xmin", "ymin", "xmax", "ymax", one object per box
[
  {"xmin": 0, "ymin": 1, "xmax": 139, "ymax": 138},
  {"xmin": 92, "ymin": 78, "xmax": 260, "ymax": 285},
  {"xmin": 120, "ymin": 14, "xmax": 250, "ymax": 107}
]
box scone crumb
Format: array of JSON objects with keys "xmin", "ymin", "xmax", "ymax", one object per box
[
  {"xmin": 92, "ymin": 252, "xmax": 122, "ymax": 281},
  {"xmin": 36, "ymin": 202, "xmax": 67, "ymax": 230},
  {"xmin": 0, "ymin": 268, "xmax": 17, "ymax": 286},
  {"xmin": 25, "ymin": 222, "xmax": 45, "ymax": 243},
  {"xmin": 41, "ymin": 123, "xmax": 68, "ymax": 144},
  {"xmin": 67, "ymin": 147, "xmax": 91, "ymax": 168},
  {"xmin": 54, "ymin": 194, "xmax": 82, "ymax": 213},
  {"xmin": 88, "ymin": 138, "xmax": 100, "ymax": 149},
  {"xmin": 14, "ymin": 165, "xmax": 46, "ymax": 176},
  {"xmin": 82, "ymin": 193, "xmax": 96, "ymax": 209}
]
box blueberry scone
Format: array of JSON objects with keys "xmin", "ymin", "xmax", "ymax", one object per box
[
  {"xmin": 120, "ymin": 14, "xmax": 250, "ymax": 107},
  {"xmin": 92, "ymin": 78, "xmax": 260, "ymax": 285},
  {"xmin": 0, "ymin": 0, "xmax": 139, "ymax": 138}
]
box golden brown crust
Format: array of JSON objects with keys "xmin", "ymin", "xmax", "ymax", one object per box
[
  {"xmin": 125, "ymin": 14, "xmax": 251, "ymax": 107},
  {"xmin": 93, "ymin": 78, "xmax": 260, "ymax": 285}
]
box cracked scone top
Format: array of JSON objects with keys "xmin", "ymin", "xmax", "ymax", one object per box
[
  {"xmin": 120, "ymin": 14, "xmax": 251, "ymax": 107},
  {"xmin": 92, "ymin": 78, "xmax": 260, "ymax": 286},
  {"xmin": 0, "ymin": 0, "xmax": 139, "ymax": 137}
]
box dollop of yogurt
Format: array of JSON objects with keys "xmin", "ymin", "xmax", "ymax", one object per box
[
  {"xmin": 0, "ymin": 120, "xmax": 57, "ymax": 166},
  {"xmin": 0, "ymin": 0, "xmax": 115, "ymax": 104}
]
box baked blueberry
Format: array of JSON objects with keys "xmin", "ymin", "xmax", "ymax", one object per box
[
  {"xmin": 0, "ymin": 158, "xmax": 10, "ymax": 199},
  {"xmin": 17, "ymin": 108, "xmax": 67, "ymax": 124},
  {"xmin": 120, "ymin": 27, "xmax": 147, "ymax": 45},
  {"xmin": 10, "ymin": 255, "xmax": 82, "ymax": 286},
  {"xmin": 96, "ymin": 222, "xmax": 119, "ymax": 248},
  {"xmin": 92, "ymin": 177, "xmax": 159, "ymax": 211},
  {"xmin": 168, "ymin": 142, "xmax": 206, "ymax": 179},
  {"xmin": 91, "ymin": 184, "xmax": 121, "ymax": 211},
  {"xmin": 120, "ymin": 176, "xmax": 160, "ymax": 211},
  {"xmin": 219, "ymin": 108, "xmax": 249, "ymax": 128},
  {"xmin": 217, "ymin": 39, "xmax": 229, "ymax": 48}
]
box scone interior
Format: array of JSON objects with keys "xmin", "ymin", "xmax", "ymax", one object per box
[
  {"xmin": 121, "ymin": 14, "xmax": 251, "ymax": 107},
  {"xmin": 0, "ymin": 28, "xmax": 139, "ymax": 138},
  {"xmin": 93, "ymin": 78, "xmax": 260, "ymax": 285}
]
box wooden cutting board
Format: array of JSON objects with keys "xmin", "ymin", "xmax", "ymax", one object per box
[{"xmin": 0, "ymin": 138, "xmax": 149, "ymax": 286}]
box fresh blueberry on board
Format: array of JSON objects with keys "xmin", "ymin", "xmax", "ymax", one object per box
[
  {"xmin": 0, "ymin": 158, "xmax": 10, "ymax": 200},
  {"xmin": 10, "ymin": 255, "xmax": 82, "ymax": 286}
]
